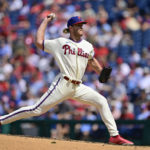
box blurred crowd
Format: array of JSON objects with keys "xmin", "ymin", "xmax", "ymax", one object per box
[{"xmin": 0, "ymin": 0, "xmax": 150, "ymax": 139}]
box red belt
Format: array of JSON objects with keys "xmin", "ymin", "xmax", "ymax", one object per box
[{"xmin": 64, "ymin": 76, "xmax": 81, "ymax": 85}]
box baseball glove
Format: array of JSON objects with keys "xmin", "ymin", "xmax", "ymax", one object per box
[{"xmin": 99, "ymin": 67, "xmax": 112, "ymax": 83}]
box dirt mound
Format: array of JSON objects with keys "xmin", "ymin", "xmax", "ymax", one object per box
[{"xmin": 0, "ymin": 134, "xmax": 149, "ymax": 150}]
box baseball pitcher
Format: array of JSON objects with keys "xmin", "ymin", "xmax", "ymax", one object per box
[{"xmin": 0, "ymin": 13, "xmax": 133, "ymax": 145}]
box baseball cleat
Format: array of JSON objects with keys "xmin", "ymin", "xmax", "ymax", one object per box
[{"xmin": 109, "ymin": 135, "xmax": 134, "ymax": 145}]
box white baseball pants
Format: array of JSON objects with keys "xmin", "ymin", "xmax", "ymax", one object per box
[{"xmin": 0, "ymin": 74, "xmax": 119, "ymax": 136}]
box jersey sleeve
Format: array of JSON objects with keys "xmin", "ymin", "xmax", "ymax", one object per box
[
  {"xmin": 43, "ymin": 39, "xmax": 58, "ymax": 54},
  {"xmin": 88, "ymin": 45, "xmax": 95, "ymax": 60}
]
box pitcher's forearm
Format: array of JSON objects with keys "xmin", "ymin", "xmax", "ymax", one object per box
[
  {"xmin": 35, "ymin": 19, "xmax": 49, "ymax": 49},
  {"xmin": 35, "ymin": 13, "xmax": 56, "ymax": 49},
  {"xmin": 88, "ymin": 58, "xmax": 102, "ymax": 74}
]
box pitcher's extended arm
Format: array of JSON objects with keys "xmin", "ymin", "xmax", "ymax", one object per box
[{"xmin": 35, "ymin": 13, "xmax": 55, "ymax": 49}]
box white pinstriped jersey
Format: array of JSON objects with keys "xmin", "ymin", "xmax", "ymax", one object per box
[{"xmin": 44, "ymin": 37, "xmax": 94, "ymax": 81}]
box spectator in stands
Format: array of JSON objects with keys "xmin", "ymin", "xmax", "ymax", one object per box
[
  {"xmin": 137, "ymin": 102, "xmax": 150, "ymax": 120},
  {"xmin": 0, "ymin": 38, "xmax": 12, "ymax": 58}
]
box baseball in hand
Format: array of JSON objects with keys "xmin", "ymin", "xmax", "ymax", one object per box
[{"xmin": 47, "ymin": 13, "xmax": 56, "ymax": 20}]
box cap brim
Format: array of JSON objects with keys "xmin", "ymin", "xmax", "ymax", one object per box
[{"xmin": 73, "ymin": 21, "xmax": 87, "ymax": 25}]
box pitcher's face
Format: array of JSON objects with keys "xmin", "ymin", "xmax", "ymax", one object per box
[{"xmin": 70, "ymin": 23, "xmax": 84, "ymax": 37}]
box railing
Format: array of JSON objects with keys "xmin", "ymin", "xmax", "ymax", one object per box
[{"xmin": 1, "ymin": 119, "xmax": 150, "ymax": 145}]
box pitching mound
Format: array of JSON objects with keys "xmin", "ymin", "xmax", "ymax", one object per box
[{"xmin": 0, "ymin": 134, "xmax": 149, "ymax": 150}]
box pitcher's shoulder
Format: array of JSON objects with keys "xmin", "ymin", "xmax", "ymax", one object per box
[
  {"xmin": 57, "ymin": 37, "xmax": 68, "ymax": 41},
  {"xmin": 82, "ymin": 39, "xmax": 93, "ymax": 47},
  {"xmin": 55, "ymin": 37, "xmax": 69, "ymax": 45}
]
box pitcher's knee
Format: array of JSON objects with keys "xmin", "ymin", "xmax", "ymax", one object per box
[
  {"xmin": 32, "ymin": 108, "xmax": 45, "ymax": 116},
  {"xmin": 95, "ymin": 96, "xmax": 108, "ymax": 107},
  {"xmin": 25, "ymin": 105, "xmax": 45, "ymax": 117}
]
